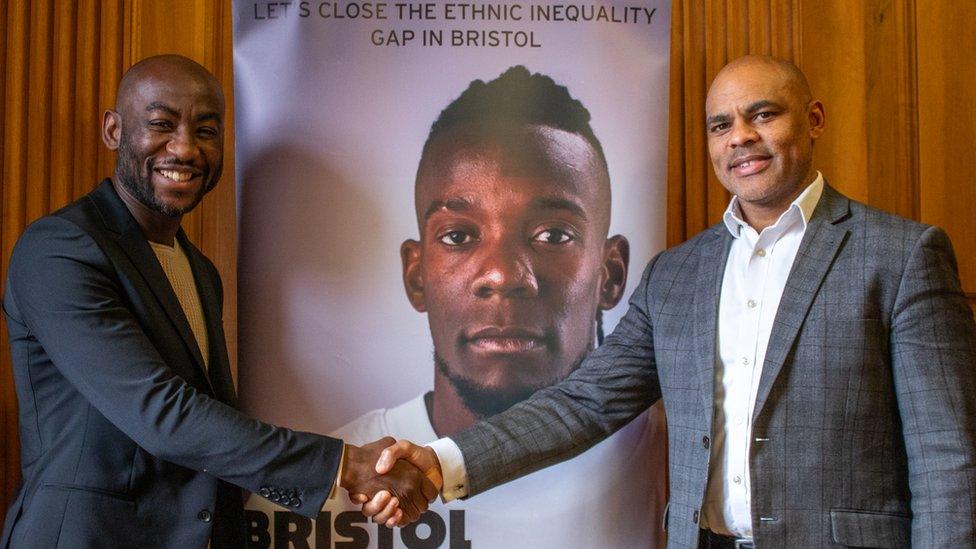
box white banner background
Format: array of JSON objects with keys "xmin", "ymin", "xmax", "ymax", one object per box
[{"xmin": 234, "ymin": 2, "xmax": 671, "ymax": 547}]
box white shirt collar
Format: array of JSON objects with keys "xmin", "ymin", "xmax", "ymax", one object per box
[{"xmin": 722, "ymin": 172, "xmax": 825, "ymax": 238}]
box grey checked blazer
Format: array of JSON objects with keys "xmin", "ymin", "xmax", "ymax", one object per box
[{"xmin": 452, "ymin": 185, "xmax": 976, "ymax": 548}]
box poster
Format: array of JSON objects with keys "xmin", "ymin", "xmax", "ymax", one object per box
[{"xmin": 234, "ymin": 1, "xmax": 671, "ymax": 547}]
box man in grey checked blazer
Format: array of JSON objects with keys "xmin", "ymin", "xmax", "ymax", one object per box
[{"xmin": 364, "ymin": 56, "xmax": 976, "ymax": 547}]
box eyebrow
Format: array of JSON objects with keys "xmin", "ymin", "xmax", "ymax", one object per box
[
  {"xmin": 146, "ymin": 102, "xmax": 179, "ymax": 117},
  {"xmin": 145, "ymin": 102, "xmax": 222, "ymax": 124},
  {"xmin": 422, "ymin": 195, "xmax": 588, "ymax": 222},
  {"xmin": 705, "ymin": 100, "xmax": 783, "ymax": 127},
  {"xmin": 423, "ymin": 196, "xmax": 475, "ymax": 221},
  {"xmin": 195, "ymin": 112, "xmax": 222, "ymax": 124},
  {"xmin": 531, "ymin": 196, "xmax": 588, "ymax": 220},
  {"xmin": 705, "ymin": 113, "xmax": 731, "ymax": 127},
  {"xmin": 743, "ymin": 100, "xmax": 780, "ymax": 114}
]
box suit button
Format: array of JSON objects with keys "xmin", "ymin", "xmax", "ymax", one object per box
[
  {"xmin": 289, "ymin": 498, "xmax": 301, "ymax": 507},
  {"xmin": 259, "ymin": 487, "xmax": 271, "ymax": 498},
  {"xmin": 702, "ymin": 436, "xmax": 710, "ymax": 449},
  {"xmin": 692, "ymin": 510, "xmax": 699, "ymax": 523},
  {"xmin": 198, "ymin": 510, "xmax": 213, "ymax": 523}
]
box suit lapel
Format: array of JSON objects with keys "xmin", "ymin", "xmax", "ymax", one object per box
[
  {"xmin": 694, "ymin": 226, "xmax": 733, "ymax": 416},
  {"xmin": 88, "ymin": 180, "xmax": 213, "ymax": 393},
  {"xmin": 752, "ymin": 185, "xmax": 850, "ymax": 418},
  {"xmin": 180, "ymin": 234, "xmax": 238, "ymax": 406}
]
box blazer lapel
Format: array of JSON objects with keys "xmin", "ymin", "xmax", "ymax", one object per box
[
  {"xmin": 752, "ymin": 185, "xmax": 851, "ymax": 418},
  {"xmin": 180, "ymin": 234, "xmax": 238, "ymax": 406},
  {"xmin": 694, "ymin": 225, "xmax": 733, "ymax": 417},
  {"xmin": 88, "ymin": 180, "xmax": 213, "ymax": 393}
]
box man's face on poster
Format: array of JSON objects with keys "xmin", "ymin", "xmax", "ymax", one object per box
[{"xmin": 401, "ymin": 125, "xmax": 628, "ymax": 417}]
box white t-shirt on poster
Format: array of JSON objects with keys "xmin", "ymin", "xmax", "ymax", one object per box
[{"xmin": 246, "ymin": 394, "xmax": 668, "ymax": 548}]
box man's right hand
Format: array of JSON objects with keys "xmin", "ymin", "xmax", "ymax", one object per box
[
  {"xmin": 354, "ymin": 439, "xmax": 444, "ymax": 526},
  {"xmin": 340, "ymin": 437, "xmax": 438, "ymax": 525}
]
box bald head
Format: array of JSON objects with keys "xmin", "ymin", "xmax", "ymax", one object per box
[
  {"xmin": 116, "ymin": 54, "xmax": 224, "ymax": 112},
  {"xmin": 710, "ymin": 55, "xmax": 812, "ymax": 107}
]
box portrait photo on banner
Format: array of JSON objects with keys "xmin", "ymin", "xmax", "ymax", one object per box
[{"xmin": 234, "ymin": 1, "xmax": 671, "ymax": 546}]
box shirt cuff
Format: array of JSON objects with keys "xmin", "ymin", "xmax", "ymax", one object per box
[
  {"xmin": 428, "ymin": 437, "xmax": 468, "ymax": 502},
  {"xmin": 329, "ymin": 443, "xmax": 347, "ymax": 500}
]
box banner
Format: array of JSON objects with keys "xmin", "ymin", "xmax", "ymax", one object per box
[{"xmin": 234, "ymin": 1, "xmax": 671, "ymax": 547}]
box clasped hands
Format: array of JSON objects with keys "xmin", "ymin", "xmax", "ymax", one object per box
[{"xmin": 339, "ymin": 437, "xmax": 443, "ymax": 527}]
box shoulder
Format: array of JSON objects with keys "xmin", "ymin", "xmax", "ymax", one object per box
[
  {"xmin": 829, "ymin": 190, "xmax": 953, "ymax": 269},
  {"xmin": 843, "ymin": 197, "xmax": 930, "ymax": 241},
  {"xmin": 330, "ymin": 408, "xmax": 391, "ymax": 445},
  {"xmin": 11, "ymin": 211, "xmax": 104, "ymax": 273},
  {"xmin": 641, "ymin": 222, "xmax": 728, "ymax": 284},
  {"xmin": 12, "ymin": 182, "xmax": 118, "ymax": 266},
  {"xmin": 329, "ymin": 394, "xmax": 433, "ymax": 445}
]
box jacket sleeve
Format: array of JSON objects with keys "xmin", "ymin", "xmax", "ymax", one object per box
[
  {"xmin": 5, "ymin": 216, "xmax": 343, "ymax": 518},
  {"xmin": 889, "ymin": 225, "xmax": 976, "ymax": 544},
  {"xmin": 452, "ymin": 254, "xmax": 663, "ymax": 496}
]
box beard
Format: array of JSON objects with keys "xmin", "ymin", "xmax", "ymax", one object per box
[
  {"xmin": 115, "ymin": 135, "xmax": 211, "ymax": 218},
  {"xmin": 435, "ymin": 351, "xmax": 586, "ymax": 419}
]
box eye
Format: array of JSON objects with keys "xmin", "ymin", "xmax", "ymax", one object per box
[
  {"xmin": 533, "ymin": 228, "xmax": 573, "ymax": 245},
  {"xmin": 149, "ymin": 119, "xmax": 173, "ymax": 130},
  {"xmin": 709, "ymin": 122, "xmax": 730, "ymax": 134},
  {"xmin": 438, "ymin": 230, "xmax": 474, "ymax": 246},
  {"xmin": 755, "ymin": 111, "xmax": 775, "ymax": 121},
  {"xmin": 197, "ymin": 126, "xmax": 219, "ymax": 139}
]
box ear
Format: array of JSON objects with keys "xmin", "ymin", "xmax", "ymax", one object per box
[
  {"xmin": 598, "ymin": 234, "xmax": 630, "ymax": 310},
  {"xmin": 807, "ymin": 100, "xmax": 825, "ymax": 140},
  {"xmin": 400, "ymin": 239, "xmax": 427, "ymax": 312},
  {"xmin": 102, "ymin": 109, "xmax": 122, "ymax": 150}
]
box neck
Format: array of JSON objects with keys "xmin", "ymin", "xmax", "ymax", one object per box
[
  {"xmin": 738, "ymin": 203, "xmax": 788, "ymax": 232},
  {"xmin": 429, "ymin": 369, "xmax": 479, "ymax": 437},
  {"xmin": 112, "ymin": 178, "xmax": 182, "ymax": 245},
  {"xmin": 738, "ymin": 171, "xmax": 817, "ymax": 232}
]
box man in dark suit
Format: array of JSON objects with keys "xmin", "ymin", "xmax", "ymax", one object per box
[
  {"xmin": 366, "ymin": 55, "xmax": 976, "ymax": 547},
  {"xmin": 1, "ymin": 54, "xmax": 434, "ymax": 548}
]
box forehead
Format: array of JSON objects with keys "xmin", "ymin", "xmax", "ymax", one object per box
[
  {"xmin": 125, "ymin": 71, "xmax": 224, "ymax": 115},
  {"xmin": 418, "ymin": 126, "xmax": 607, "ymax": 210},
  {"xmin": 705, "ymin": 64, "xmax": 796, "ymax": 114}
]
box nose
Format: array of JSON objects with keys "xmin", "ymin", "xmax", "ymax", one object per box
[
  {"xmin": 728, "ymin": 118, "xmax": 759, "ymax": 148},
  {"xmin": 166, "ymin": 128, "xmax": 198, "ymax": 161},
  {"xmin": 471, "ymin": 239, "xmax": 539, "ymax": 299}
]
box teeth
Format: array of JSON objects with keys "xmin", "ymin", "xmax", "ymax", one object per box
[{"xmin": 159, "ymin": 169, "xmax": 192, "ymax": 182}]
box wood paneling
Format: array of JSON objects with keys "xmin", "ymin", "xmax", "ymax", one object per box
[
  {"xmin": 0, "ymin": 0, "xmax": 236, "ymax": 521},
  {"xmin": 916, "ymin": 0, "xmax": 976, "ymax": 304}
]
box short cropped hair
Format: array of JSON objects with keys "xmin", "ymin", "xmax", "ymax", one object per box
[{"xmin": 422, "ymin": 65, "xmax": 608, "ymax": 169}]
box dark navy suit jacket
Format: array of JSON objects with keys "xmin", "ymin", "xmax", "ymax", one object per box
[{"xmin": 2, "ymin": 180, "xmax": 342, "ymax": 548}]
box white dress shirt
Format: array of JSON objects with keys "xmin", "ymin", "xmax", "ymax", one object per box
[
  {"xmin": 431, "ymin": 175, "xmax": 826, "ymax": 537},
  {"xmin": 702, "ymin": 173, "xmax": 823, "ymax": 538}
]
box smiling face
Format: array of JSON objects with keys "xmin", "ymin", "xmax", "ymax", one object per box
[
  {"xmin": 705, "ymin": 56, "xmax": 824, "ymax": 225},
  {"xmin": 103, "ymin": 57, "xmax": 224, "ymax": 218},
  {"xmin": 402, "ymin": 125, "xmax": 627, "ymax": 418}
]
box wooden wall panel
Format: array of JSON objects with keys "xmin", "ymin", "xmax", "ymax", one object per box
[
  {"xmin": 0, "ymin": 0, "xmax": 237, "ymax": 525},
  {"xmin": 916, "ymin": 0, "xmax": 976, "ymax": 304},
  {"xmin": 797, "ymin": 0, "xmax": 919, "ymax": 219}
]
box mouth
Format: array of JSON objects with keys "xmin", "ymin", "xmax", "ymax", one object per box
[
  {"xmin": 464, "ymin": 326, "xmax": 547, "ymax": 355},
  {"xmin": 153, "ymin": 166, "xmax": 202, "ymax": 184},
  {"xmin": 728, "ymin": 154, "xmax": 772, "ymax": 177}
]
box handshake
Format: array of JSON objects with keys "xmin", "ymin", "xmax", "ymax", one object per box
[{"xmin": 339, "ymin": 437, "xmax": 443, "ymax": 527}]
